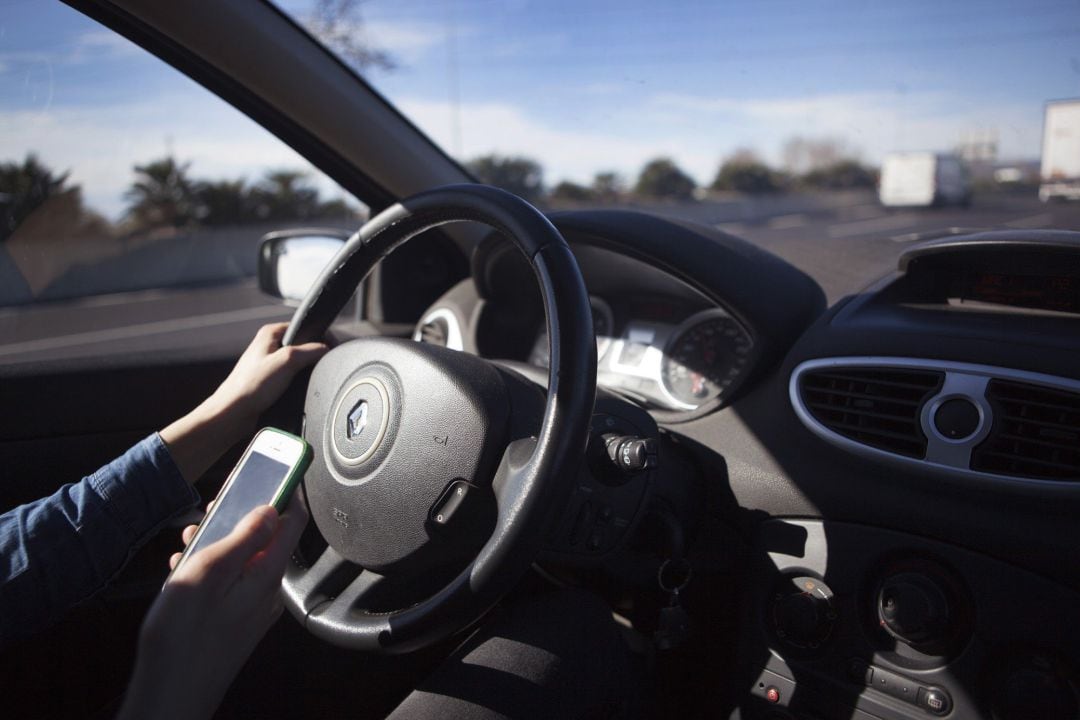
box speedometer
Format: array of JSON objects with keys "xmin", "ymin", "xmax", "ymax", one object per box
[
  {"xmin": 529, "ymin": 296, "xmax": 614, "ymax": 367},
  {"xmin": 660, "ymin": 309, "xmax": 753, "ymax": 408}
]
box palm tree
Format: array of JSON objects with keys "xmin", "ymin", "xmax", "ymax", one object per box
[
  {"xmin": 0, "ymin": 155, "xmax": 71, "ymax": 241},
  {"xmin": 251, "ymin": 170, "xmax": 319, "ymax": 221},
  {"xmin": 195, "ymin": 179, "xmax": 253, "ymax": 226},
  {"xmin": 124, "ymin": 156, "xmax": 197, "ymax": 230}
]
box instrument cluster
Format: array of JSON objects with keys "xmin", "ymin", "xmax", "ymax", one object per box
[{"xmin": 528, "ymin": 296, "xmax": 755, "ymax": 412}]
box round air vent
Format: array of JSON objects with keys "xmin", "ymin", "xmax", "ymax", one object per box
[{"xmin": 412, "ymin": 308, "xmax": 464, "ymax": 351}]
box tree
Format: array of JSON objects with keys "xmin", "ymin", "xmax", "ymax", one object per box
[
  {"xmin": 306, "ymin": 0, "xmax": 396, "ymax": 74},
  {"xmin": 634, "ymin": 158, "xmax": 696, "ymax": 200},
  {"xmin": 195, "ymin": 179, "xmax": 253, "ymax": 226},
  {"xmin": 250, "ymin": 170, "xmax": 320, "ymax": 221},
  {"xmin": 549, "ymin": 180, "xmax": 595, "ymax": 203},
  {"xmin": 711, "ymin": 149, "xmax": 779, "ymax": 194},
  {"xmin": 0, "ymin": 155, "xmax": 72, "ymax": 241},
  {"xmin": 313, "ymin": 197, "xmax": 361, "ymax": 222},
  {"xmin": 591, "ymin": 171, "xmax": 624, "ymax": 201},
  {"xmin": 800, "ymin": 160, "xmax": 877, "ymax": 190},
  {"xmin": 466, "ymin": 155, "xmax": 544, "ymax": 203},
  {"xmin": 124, "ymin": 156, "xmax": 198, "ymax": 229}
]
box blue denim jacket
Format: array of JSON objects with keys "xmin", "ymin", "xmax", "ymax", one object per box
[{"xmin": 0, "ymin": 434, "xmax": 199, "ymax": 647}]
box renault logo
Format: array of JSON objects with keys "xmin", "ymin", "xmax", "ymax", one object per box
[
  {"xmin": 347, "ymin": 400, "xmax": 368, "ymax": 439},
  {"xmin": 332, "ymin": 376, "xmax": 391, "ymax": 467}
]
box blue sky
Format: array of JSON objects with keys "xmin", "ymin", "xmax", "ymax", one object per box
[
  {"xmin": 3, "ymin": 0, "xmax": 1079, "ymax": 216},
  {"xmin": 347, "ymin": 0, "xmax": 1080, "ymax": 182}
]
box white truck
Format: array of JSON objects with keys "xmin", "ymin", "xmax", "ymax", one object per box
[
  {"xmin": 878, "ymin": 152, "xmax": 971, "ymax": 208},
  {"xmin": 1039, "ymin": 98, "xmax": 1080, "ymax": 202}
]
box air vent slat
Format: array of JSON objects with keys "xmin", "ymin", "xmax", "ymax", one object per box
[
  {"xmin": 804, "ymin": 387, "xmax": 923, "ymax": 408},
  {"xmin": 805, "ymin": 373, "xmax": 941, "ymax": 392},
  {"xmin": 799, "ymin": 367, "xmax": 943, "ymax": 459},
  {"xmin": 996, "ymin": 397, "xmax": 1080, "ymax": 417},
  {"xmin": 973, "ymin": 379, "xmax": 1080, "ymax": 481},
  {"xmin": 825, "ymin": 421, "xmax": 927, "ymax": 445},
  {"xmin": 418, "ymin": 318, "xmax": 448, "ymax": 347},
  {"xmin": 995, "ymin": 432, "xmax": 1079, "ymax": 453},
  {"xmin": 1000, "ymin": 416, "xmax": 1079, "ymax": 435},
  {"xmin": 804, "ymin": 403, "xmax": 922, "ymax": 425}
]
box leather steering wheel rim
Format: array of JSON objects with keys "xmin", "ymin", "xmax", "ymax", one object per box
[{"xmin": 280, "ymin": 183, "xmax": 596, "ymax": 653}]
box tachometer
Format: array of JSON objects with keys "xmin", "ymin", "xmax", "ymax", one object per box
[{"xmin": 660, "ymin": 309, "xmax": 753, "ymax": 408}]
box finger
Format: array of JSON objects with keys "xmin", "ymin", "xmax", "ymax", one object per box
[
  {"xmin": 244, "ymin": 494, "xmax": 310, "ymax": 589},
  {"xmin": 263, "ymin": 322, "xmax": 288, "ymax": 345},
  {"xmin": 169, "ymin": 552, "xmax": 183, "ymax": 570},
  {"xmin": 181, "ymin": 524, "xmax": 198, "ymax": 546},
  {"xmin": 281, "ymin": 342, "xmax": 329, "ymax": 370},
  {"xmin": 188, "ymin": 506, "xmax": 279, "ymax": 582},
  {"xmin": 250, "ymin": 323, "xmax": 287, "ymax": 354}
]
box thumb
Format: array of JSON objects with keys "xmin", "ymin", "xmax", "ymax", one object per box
[{"xmin": 194, "ymin": 506, "xmax": 279, "ymax": 582}]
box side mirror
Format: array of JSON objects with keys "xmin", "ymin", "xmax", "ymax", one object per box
[{"xmin": 258, "ymin": 229, "xmax": 350, "ymax": 303}]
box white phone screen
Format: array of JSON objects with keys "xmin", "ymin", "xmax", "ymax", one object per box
[{"xmin": 187, "ymin": 451, "xmax": 291, "ymax": 556}]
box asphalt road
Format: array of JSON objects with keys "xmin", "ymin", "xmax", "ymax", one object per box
[
  {"xmin": 1, "ymin": 194, "xmax": 1078, "ymax": 365},
  {"xmin": 693, "ymin": 193, "xmax": 1080, "ymax": 305}
]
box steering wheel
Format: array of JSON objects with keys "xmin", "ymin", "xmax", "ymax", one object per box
[{"xmin": 280, "ymin": 184, "xmax": 596, "ymax": 653}]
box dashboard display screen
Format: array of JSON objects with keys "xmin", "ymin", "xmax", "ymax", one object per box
[{"xmin": 957, "ymin": 272, "xmax": 1080, "ymax": 314}]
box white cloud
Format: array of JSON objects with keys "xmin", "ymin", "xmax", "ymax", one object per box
[
  {"xmin": 649, "ymin": 91, "xmax": 1041, "ymax": 164},
  {"xmin": 364, "ymin": 20, "xmax": 445, "ymax": 64},
  {"xmin": 398, "ymin": 96, "xmax": 708, "ymax": 185},
  {"xmin": 301, "ymin": 17, "xmax": 451, "ymax": 68},
  {"xmin": 0, "ymin": 90, "xmax": 352, "ymax": 219}
]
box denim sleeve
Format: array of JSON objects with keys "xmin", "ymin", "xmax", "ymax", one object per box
[{"xmin": 0, "ymin": 434, "xmax": 200, "ymax": 647}]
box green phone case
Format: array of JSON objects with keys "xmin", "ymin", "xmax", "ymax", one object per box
[{"xmin": 255, "ymin": 426, "xmax": 312, "ymax": 513}]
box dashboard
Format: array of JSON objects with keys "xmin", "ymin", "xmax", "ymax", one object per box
[{"xmin": 408, "ymin": 212, "xmax": 1080, "ymax": 720}]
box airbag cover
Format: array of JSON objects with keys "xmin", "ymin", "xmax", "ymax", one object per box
[{"xmin": 303, "ymin": 337, "xmax": 508, "ymax": 573}]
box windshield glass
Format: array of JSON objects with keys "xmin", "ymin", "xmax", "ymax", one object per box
[{"xmin": 277, "ymin": 0, "xmax": 1080, "ymax": 300}]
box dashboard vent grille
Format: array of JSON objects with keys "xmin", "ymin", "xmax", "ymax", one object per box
[
  {"xmin": 418, "ymin": 318, "xmax": 448, "ymax": 347},
  {"xmin": 800, "ymin": 367, "xmax": 944, "ymax": 458},
  {"xmin": 973, "ymin": 380, "xmax": 1080, "ymax": 481}
]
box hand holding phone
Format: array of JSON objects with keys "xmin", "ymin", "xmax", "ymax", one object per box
[
  {"xmin": 168, "ymin": 427, "xmax": 311, "ymax": 581},
  {"xmin": 121, "ymin": 486, "xmax": 309, "ymax": 720}
]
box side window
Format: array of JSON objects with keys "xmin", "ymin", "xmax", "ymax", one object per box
[{"xmin": 0, "ymin": 2, "xmax": 367, "ymax": 365}]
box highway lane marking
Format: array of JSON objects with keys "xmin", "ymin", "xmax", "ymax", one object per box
[
  {"xmin": 715, "ymin": 222, "xmax": 745, "ymax": 235},
  {"xmin": 1005, "ymin": 212, "xmax": 1053, "ymax": 229},
  {"xmin": 890, "ymin": 231, "xmax": 926, "ymax": 243},
  {"xmin": 0, "ymin": 304, "xmax": 291, "ymax": 357},
  {"xmin": 827, "ymin": 213, "xmax": 919, "ymax": 239},
  {"xmin": 766, "ymin": 213, "xmax": 807, "ymax": 230}
]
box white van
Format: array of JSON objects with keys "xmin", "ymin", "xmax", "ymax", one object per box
[
  {"xmin": 878, "ymin": 152, "xmax": 972, "ymax": 207},
  {"xmin": 1039, "ymin": 98, "xmax": 1080, "ymax": 202}
]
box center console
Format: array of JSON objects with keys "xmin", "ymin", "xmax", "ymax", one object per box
[{"xmin": 732, "ymin": 520, "xmax": 1080, "ymax": 720}]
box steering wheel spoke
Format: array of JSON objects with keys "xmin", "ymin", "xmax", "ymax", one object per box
[
  {"xmin": 308, "ymin": 569, "xmax": 387, "ymax": 633},
  {"xmin": 283, "ymin": 545, "xmax": 358, "ymax": 616},
  {"xmin": 491, "ymin": 437, "xmax": 539, "ymax": 520}
]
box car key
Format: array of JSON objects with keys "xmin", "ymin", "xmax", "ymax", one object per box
[{"xmin": 654, "ymin": 558, "xmax": 692, "ymax": 651}]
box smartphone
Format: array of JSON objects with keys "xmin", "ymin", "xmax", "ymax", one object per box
[{"xmin": 167, "ymin": 427, "xmax": 312, "ymax": 581}]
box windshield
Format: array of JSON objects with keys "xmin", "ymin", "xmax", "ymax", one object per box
[{"xmin": 278, "ymin": 0, "xmax": 1080, "ymax": 300}]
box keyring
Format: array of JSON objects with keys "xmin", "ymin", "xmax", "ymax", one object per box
[{"xmin": 657, "ymin": 557, "xmax": 693, "ymax": 594}]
